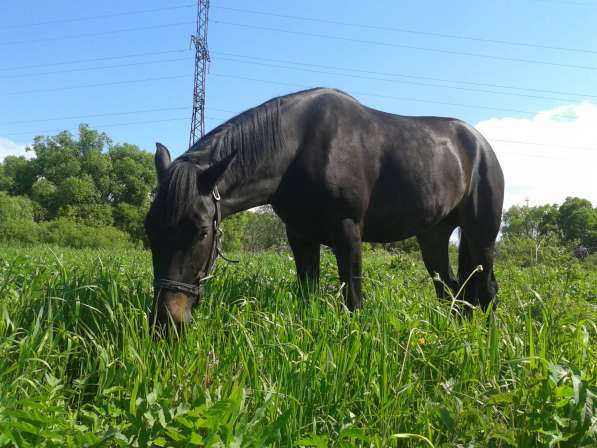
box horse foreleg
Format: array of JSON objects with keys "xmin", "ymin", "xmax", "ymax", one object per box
[
  {"xmin": 333, "ymin": 218, "xmax": 363, "ymax": 311},
  {"xmin": 286, "ymin": 225, "xmax": 320, "ymax": 293}
]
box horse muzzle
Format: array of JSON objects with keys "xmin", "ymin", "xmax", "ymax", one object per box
[{"xmin": 152, "ymin": 289, "xmax": 202, "ymax": 328}]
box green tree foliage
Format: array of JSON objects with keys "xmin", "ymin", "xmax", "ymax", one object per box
[
  {"xmin": 221, "ymin": 211, "xmax": 252, "ymax": 252},
  {"xmin": 502, "ymin": 204, "xmax": 560, "ymax": 238},
  {"xmin": 499, "ymin": 198, "xmax": 597, "ymax": 264},
  {"xmin": 0, "ymin": 124, "xmax": 154, "ymax": 248},
  {"xmin": 109, "ymin": 143, "xmax": 154, "ymax": 205},
  {"xmin": 243, "ymin": 206, "xmax": 288, "ymax": 252},
  {"xmin": 220, "ymin": 207, "xmax": 288, "ymax": 253},
  {"xmin": 557, "ymin": 197, "xmax": 597, "ymax": 247},
  {"xmin": 0, "ymin": 192, "xmax": 39, "ymax": 244},
  {"xmin": 38, "ymin": 218, "xmax": 131, "ymax": 249},
  {"xmin": 1, "ymin": 155, "xmax": 35, "ymax": 195},
  {"xmin": 114, "ymin": 202, "xmax": 147, "ymax": 245},
  {"xmin": 0, "ymin": 163, "xmax": 14, "ymax": 192},
  {"xmin": 30, "ymin": 178, "xmax": 58, "ymax": 219}
]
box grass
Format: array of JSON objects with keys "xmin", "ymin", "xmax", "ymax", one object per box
[{"xmin": 0, "ymin": 246, "xmax": 595, "ymax": 447}]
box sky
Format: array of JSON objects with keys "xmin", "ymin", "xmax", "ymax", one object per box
[{"xmin": 1, "ymin": 0, "xmax": 596, "ymax": 208}]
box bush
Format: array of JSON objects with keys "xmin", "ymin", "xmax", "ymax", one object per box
[
  {"xmin": 0, "ymin": 193, "xmax": 40, "ymax": 244},
  {"xmin": 495, "ymin": 233, "xmax": 573, "ymax": 266},
  {"xmin": 0, "ymin": 219, "xmax": 40, "ymax": 245},
  {"xmin": 38, "ymin": 218, "xmax": 132, "ymax": 249}
]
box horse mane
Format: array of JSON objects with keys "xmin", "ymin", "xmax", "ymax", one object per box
[
  {"xmin": 161, "ymin": 160, "xmax": 202, "ymax": 225},
  {"xmin": 161, "ymin": 93, "xmax": 290, "ymax": 224},
  {"xmin": 186, "ymin": 95, "xmax": 285, "ymax": 178},
  {"xmin": 161, "ymin": 88, "xmax": 354, "ymax": 223}
]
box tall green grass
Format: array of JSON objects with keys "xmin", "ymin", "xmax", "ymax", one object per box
[{"xmin": 0, "ymin": 246, "xmax": 595, "ymax": 447}]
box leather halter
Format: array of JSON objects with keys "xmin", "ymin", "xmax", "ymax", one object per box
[{"xmin": 154, "ymin": 186, "xmax": 233, "ymax": 299}]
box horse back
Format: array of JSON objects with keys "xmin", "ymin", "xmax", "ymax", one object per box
[{"xmin": 275, "ymin": 89, "xmax": 503, "ymax": 243}]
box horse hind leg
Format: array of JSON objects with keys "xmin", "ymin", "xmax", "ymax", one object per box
[
  {"xmin": 458, "ymin": 199, "xmax": 502, "ymax": 313},
  {"xmin": 458, "ymin": 233, "xmax": 498, "ymax": 313},
  {"xmin": 417, "ymin": 220, "xmax": 459, "ymax": 301}
]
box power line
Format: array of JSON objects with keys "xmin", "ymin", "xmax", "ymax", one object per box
[
  {"xmin": 1, "ymin": 116, "xmax": 227, "ymax": 138},
  {"xmin": 0, "ymin": 68, "xmax": 577, "ymax": 116},
  {"xmin": 0, "ymin": 68, "xmax": 529, "ymax": 115},
  {"xmin": 0, "ymin": 21, "xmax": 194, "ymax": 46},
  {"xmin": 215, "ymin": 51, "xmax": 597, "ymax": 100},
  {"xmin": 1, "ymin": 106, "xmax": 237, "ymax": 126},
  {"xmin": 214, "ymin": 55, "xmax": 578, "ymax": 104},
  {"xmin": 0, "ymin": 57, "xmax": 190, "ymax": 79},
  {"xmin": 4, "ymin": 48, "xmax": 597, "ymax": 102},
  {"xmin": 0, "ymin": 51, "xmax": 582, "ymax": 103},
  {"xmin": 3, "ymin": 74, "xmax": 192, "ymax": 96},
  {"xmin": 2, "ymin": 104, "xmax": 594, "ymax": 152},
  {"xmin": 214, "ymin": 20, "xmax": 597, "ymax": 72},
  {"xmin": 209, "ymin": 72, "xmax": 539, "ymax": 115},
  {"xmin": 4, "ymin": 2, "xmax": 596, "ymax": 57},
  {"xmin": 1, "ymin": 113, "xmax": 593, "ymax": 157},
  {"xmin": 0, "ymin": 49, "xmax": 189, "ymax": 72},
  {"xmin": 214, "ymin": 5, "xmax": 597, "ymax": 56},
  {"xmin": 2, "ymin": 66, "xmax": 596, "ymax": 128},
  {"xmin": 2, "ymin": 3, "xmax": 195, "ymax": 29},
  {"xmin": 3, "ymin": 17, "xmax": 597, "ymax": 74}
]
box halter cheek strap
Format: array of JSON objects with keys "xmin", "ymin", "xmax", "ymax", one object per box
[{"xmin": 155, "ymin": 186, "xmax": 236, "ymax": 299}]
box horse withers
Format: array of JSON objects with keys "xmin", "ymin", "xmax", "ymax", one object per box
[{"xmin": 145, "ymin": 88, "xmax": 504, "ymax": 327}]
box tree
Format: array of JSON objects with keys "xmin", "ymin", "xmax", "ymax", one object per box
[
  {"xmin": 0, "ymin": 162, "xmax": 13, "ymax": 192},
  {"xmin": 243, "ymin": 206, "xmax": 288, "ymax": 251},
  {"xmin": 109, "ymin": 143, "xmax": 155, "ymax": 206},
  {"xmin": 557, "ymin": 197, "xmax": 597, "ymax": 246},
  {"xmin": 221, "ymin": 211, "xmax": 252, "ymax": 252},
  {"xmin": 502, "ymin": 204, "xmax": 560, "ymax": 239},
  {"xmin": 114, "ymin": 202, "xmax": 147, "ymax": 244},
  {"xmin": 1, "ymin": 155, "xmax": 35, "ymax": 196},
  {"xmin": 30, "ymin": 132, "xmax": 81, "ymax": 186},
  {"xmin": 31, "ymin": 178, "xmax": 58, "ymax": 219},
  {"xmin": 0, "ymin": 125, "xmax": 157, "ymax": 246}
]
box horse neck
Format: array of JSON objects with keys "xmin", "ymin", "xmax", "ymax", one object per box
[{"xmin": 215, "ymin": 146, "xmax": 292, "ymax": 219}]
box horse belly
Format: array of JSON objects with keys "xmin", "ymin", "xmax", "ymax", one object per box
[
  {"xmin": 362, "ymin": 174, "xmax": 464, "ymax": 242},
  {"xmin": 362, "ymin": 201, "xmax": 448, "ymax": 242}
]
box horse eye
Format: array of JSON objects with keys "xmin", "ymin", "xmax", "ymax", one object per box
[{"xmin": 198, "ymin": 228, "xmax": 208, "ymax": 240}]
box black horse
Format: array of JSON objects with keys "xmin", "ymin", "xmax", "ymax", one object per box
[{"xmin": 145, "ymin": 88, "xmax": 504, "ymax": 326}]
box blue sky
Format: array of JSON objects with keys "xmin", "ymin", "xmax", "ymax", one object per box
[{"xmin": 1, "ymin": 0, "xmax": 597, "ymax": 206}]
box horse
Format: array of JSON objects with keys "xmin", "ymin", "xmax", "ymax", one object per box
[{"xmin": 145, "ymin": 87, "xmax": 504, "ymax": 326}]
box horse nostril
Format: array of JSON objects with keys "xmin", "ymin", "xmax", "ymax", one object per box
[{"xmin": 161, "ymin": 292, "xmax": 194, "ymax": 325}]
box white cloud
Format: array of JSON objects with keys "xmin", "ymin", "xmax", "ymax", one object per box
[
  {"xmin": 475, "ymin": 102, "xmax": 597, "ymax": 209},
  {"xmin": 0, "ymin": 137, "xmax": 31, "ymax": 162}
]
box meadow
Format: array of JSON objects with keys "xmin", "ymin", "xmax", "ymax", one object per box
[{"xmin": 0, "ymin": 246, "xmax": 595, "ymax": 447}]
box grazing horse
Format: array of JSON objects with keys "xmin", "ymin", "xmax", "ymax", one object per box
[{"xmin": 145, "ymin": 88, "xmax": 504, "ymax": 326}]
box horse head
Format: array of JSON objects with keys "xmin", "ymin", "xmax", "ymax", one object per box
[{"xmin": 145, "ymin": 143, "xmax": 234, "ymax": 329}]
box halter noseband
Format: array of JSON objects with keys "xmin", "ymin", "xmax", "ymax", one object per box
[{"xmin": 154, "ymin": 186, "xmax": 233, "ymax": 299}]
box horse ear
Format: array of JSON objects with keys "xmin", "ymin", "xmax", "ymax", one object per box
[
  {"xmin": 155, "ymin": 143, "xmax": 171, "ymax": 183},
  {"xmin": 200, "ymin": 151, "xmax": 237, "ymax": 192}
]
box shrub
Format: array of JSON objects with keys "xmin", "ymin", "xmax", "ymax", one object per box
[
  {"xmin": 0, "ymin": 192, "xmax": 40, "ymax": 244},
  {"xmin": 38, "ymin": 218, "xmax": 133, "ymax": 249},
  {"xmin": 495, "ymin": 233, "xmax": 573, "ymax": 266}
]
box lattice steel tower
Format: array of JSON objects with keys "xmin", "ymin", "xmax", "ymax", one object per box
[{"xmin": 189, "ymin": 0, "xmax": 210, "ymax": 147}]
